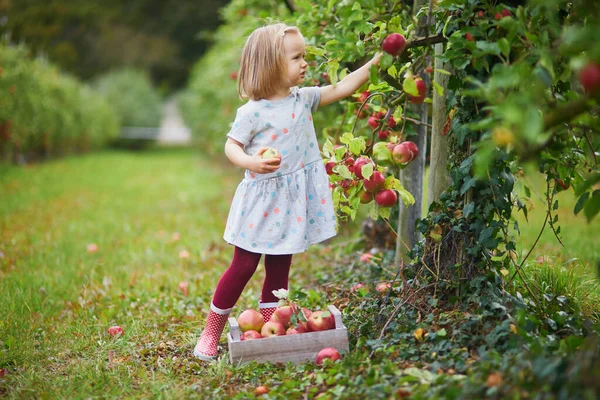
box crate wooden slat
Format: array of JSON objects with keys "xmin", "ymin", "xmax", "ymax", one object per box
[{"xmin": 227, "ymin": 305, "xmax": 349, "ymax": 365}]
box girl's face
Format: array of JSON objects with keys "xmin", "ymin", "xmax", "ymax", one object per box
[{"xmin": 282, "ymin": 32, "xmax": 307, "ymax": 87}]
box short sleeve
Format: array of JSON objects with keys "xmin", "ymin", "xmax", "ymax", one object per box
[
  {"xmin": 226, "ymin": 107, "xmax": 255, "ymax": 146},
  {"xmin": 300, "ymin": 86, "xmax": 321, "ymax": 113}
]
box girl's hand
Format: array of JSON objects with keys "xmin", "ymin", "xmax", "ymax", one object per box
[
  {"xmin": 248, "ymin": 147, "xmax": 281, "ymax": 174},
  {"xmin": 372, "ymin": 52, "xmax": 383, "ymax": 66}
]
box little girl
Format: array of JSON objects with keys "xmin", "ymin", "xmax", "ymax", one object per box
[{"xmin": 193, "ymin": 22, "xmax": 381, "ymax": 360}]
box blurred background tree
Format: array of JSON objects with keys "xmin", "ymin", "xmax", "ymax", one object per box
[{"xmin": 0, "ymin": 0, "xmax": 230, "ymax": 91}]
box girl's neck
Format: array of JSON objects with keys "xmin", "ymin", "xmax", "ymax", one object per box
[{"xmin": 265, "ymin": 86, "xmax": 292, "ymax": 102}]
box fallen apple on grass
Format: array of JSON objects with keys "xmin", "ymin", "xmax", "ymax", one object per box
[
  {"xmin": 107, "ymin": 326, "xmax": 123, "ymax": 337},
  {"xmin": 254, "ymin": 385, "xmax": 270, "ymax": 396},
  {"xmin": 260, "ymin": 321, "xmax": 286, "ymax": 337},
  {"xmin": 315, "ymin": 347, "xmax": 341, "ymax": 365},
  {"xmin": 237, "ymin": 309, "xmax": 264, "ymax": 332}
]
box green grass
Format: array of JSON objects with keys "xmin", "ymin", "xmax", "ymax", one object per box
[{"xmin": 1, "ymin": 149, "xmax": 598, "ymax": 398}]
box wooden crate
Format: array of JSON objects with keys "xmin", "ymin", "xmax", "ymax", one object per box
[{"xmin": 227, "ymin": 305, "xmax": 349, "ymax": 365}]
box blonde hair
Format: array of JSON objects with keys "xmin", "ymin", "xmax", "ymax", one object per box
[{"xmin": 238, "ymin": 23, "xmax": 301, "ymax": 100}]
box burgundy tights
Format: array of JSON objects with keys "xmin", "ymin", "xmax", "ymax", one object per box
[{"xmin": 212, "ymin": 246, "xmax": 292, "ymax": 310}]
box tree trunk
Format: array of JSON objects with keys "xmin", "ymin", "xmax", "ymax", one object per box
[{"xmin": 428, "ymin": 43, "xmax": 451, "ymax": 207}]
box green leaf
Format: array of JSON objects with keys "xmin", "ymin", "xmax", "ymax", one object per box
[
  {"xmin": 361, "ymin": 163, "xmax": 374, "ymax": 180},
  {"xmin": 349, "ymin": 136, "xmax": 366, "ymax": 155},
  {"xmin": 403, "ymin": 77, "xmax": 419, "ymax": 96},
  {"xmin": 340, "ymin": 132, "xmax": 354, "ymax": 144},
  {"xmin": 322, "ymin": 139, "xmax": 334, "ymax": 158},
  {"xmin": 306, "ymin": 46, "xmax": 326, "ymax": 57},
  {"xmin": 435, "ymin": 68, "xmax": 452, "ymax": 75},
  {"xmin": 393, "ymin": 106, "xmax": 403, "ymax": 121},
  {"xmin": 327, "ymin": 60, "xmax": 340, "ymax": 85},
  {"xmin": 378, "ymin": 206, "xmax": 391, "ymax": 219},
  {"xmin": 373, "ymin": 142, "xmax": 391, "ymax": 161},
  {"xmin": 397, "ymin": 187, "xmax": 415, "ymax": 206},
  {"xmin": 498, "ymin": 38, "xmax": 510, "ymax": 58},
  {"xmin": 433, "ymin": 80, "xmax": 444, "ymax": 97},
  {"xmin": 335, "ymin": 165, "xmax": 352, "ymax": 179},
  {"xmin": 370, "ymin": 64, "xmax": 379, "ymax": 84},
  {"xmin": 436, "ymin": 328, "xmax": 447, "ymax": 337},
  {"xmin": 380, "ymin": 53, "xmax": 394, "ymax": 70},
  {"xmin": 388, "ymin": 65, "xmax": 399, "ymax": 78},
  {"xmin": 584, "ymin": 190, "xmax": 600, "ymax": 222},
  {"xmin": 574, "ymin": 191, "xmax": 590, "ymax": 215}
]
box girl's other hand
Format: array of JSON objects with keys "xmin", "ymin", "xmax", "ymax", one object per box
[{"xmin": 250, "ymin": 147, "xmax": 282, "ymax": 174}]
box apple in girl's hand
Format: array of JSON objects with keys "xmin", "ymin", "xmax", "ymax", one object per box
[
  {"xmin": 237, "ymin": 309, "xmax": 264, "ymax": 332},
  {"xmin": 107, "ymin": 326, "xmax": 123, "ymax": 337},
  {"xmin": 307, "ymin": 311, "xmax": 334, "ymax": 331},
  {"xmin": 315, "ymin": 347, "xmax": 341, "ymax": 365},
  {"xmin": 271, "ymin": 305, "xmax": 296, "ymax": 328},
  {"xmin": 260, "ymin": 321, "xmax": 286, "ymax": 337},
  {"xmin": 375, "ymin": 189, "xmax": 398, "ymax": 207},
  {"xmin": 382, "ymin": 33, "xmax": 407, "ymax": 57},
  {"xmin": 363, "ymin": 171, "xmax": 385, "ymax": 193},
  {"xmin": 241, "ymin": 330, "xmax": 262, "ymax": 340},
  {"xmin": 261, "ymin": 147, "xmax": 279, "ymax": 159},
  {"xmin": 409, "ymin": 78, "xmax": 427, "ymax": 104}
]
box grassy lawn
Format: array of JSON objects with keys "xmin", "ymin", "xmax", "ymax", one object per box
[{"xmin": 1, "ymin": 148, "xmax": 598, "ymax": 398}]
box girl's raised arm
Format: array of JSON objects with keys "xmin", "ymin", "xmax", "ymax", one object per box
[{"xmin": 319, "ymin": 53, "xmax": 382, "ymax": 107}]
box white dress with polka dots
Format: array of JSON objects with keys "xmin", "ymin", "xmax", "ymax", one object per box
[{"xmin": 223, "ymin": 86, "xmax": 337, "ymax": 255}]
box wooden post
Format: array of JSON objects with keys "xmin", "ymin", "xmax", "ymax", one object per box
[
  {"xmin": 395, "ymin": 0, "xmax": 430, "ymax": 262},
  {"xmin": 428, "ymin": 43, "xmax": 451, "ymax": 207}
]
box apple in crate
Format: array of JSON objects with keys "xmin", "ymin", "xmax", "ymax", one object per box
[
  {"xmin": 308, "ymin": 310, "xmax": 334, "ymax": 331},
  {"xmin": 286, "ymin": 325, "xmax": 309, "ymax": 335},
  {"xmin": 260, "ymin": 321, "xmax": 286, "ymax": 337},
  {"xmin": 271, "ymin": 305, "xmax": 296, "ymax": 328},
  {"xmin": 315, "ymin": 347, "xmax": 341, "ymax": 365},
  {"xmin": 241, "ymin": 330, "xmax": 262, "ymax": 341},
  {"xmin": 237, "ymin": 309, "xmax": 264, "ymax": 332}
]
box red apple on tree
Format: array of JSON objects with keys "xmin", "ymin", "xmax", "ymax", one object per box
[
  {"xmin": 501, "ymin": 9, "xmax": 511, "ymax": 17},
  {"xmin": 382, "ymin": 33, "xmax": 407, "ymax": 57},
  {"xmin": 308, "ymin": 310, "xmax": 334, "ymax": 331},
  {"xmin": 465, "ymin": 32, "xmax": 474, "ymax": 42},
  {"xmin": 325, "ymin": 161, "xmax": 336, "ymax": 175},
  {"xmin": 353, "ymin": 157, "xmax": 373, "ymax": 179},
  {"xmin": 363, "ymin": 171, "xmax": 385, "ymax": 193},
  {"xmin": 368, "ymin": 116, "xmax": 379, "ymax": 130},
  {"xmin": 344, "ymin": 157, "xmax": 355, "ymax": 174},
  {"xmin": 358, "ymin": 90, "xmax": 370, "ymax": 103},
  {"xmin": 392, "ymin": 141, "xmax": 418, "ymax": 165},
  {"xmin": 388, "ymin": 116, "xmax": 396, "ymax": 128},
  {"xmin": 359, "ymin": 189, "xmax": 374, "ymax": 204},
  {"xmin": 409, "ymin": 78, "xmax": 427, "ymax": 104},
  {"xmin": 579, "ymin": 62, "xmax": 600, "ymax": 95},
  {"xmin": 260, "ymin": 321, "xmax": 286, "ymax": 337},
  {"xmin": 315, "ymin": 347, "xmax": 341, "ymax": 365},
  {"xmin": 375, "ymin": 189, "xmax": 398, "ymax": 207},
  {"xmin": 378, "ymin": 130, "xmax": 391, "ymax": 141},
  {"xmin": 237, "ymin": 309, "xmax": 264, "ymax": 332},
  {"xmin": 241, "ymin": 330, "xmax": 262, "ymax": 340}
]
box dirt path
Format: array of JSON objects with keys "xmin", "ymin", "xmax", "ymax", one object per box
[{"xmin": 157, "ymin": 98, "xmax": 192, "ymax": 145}]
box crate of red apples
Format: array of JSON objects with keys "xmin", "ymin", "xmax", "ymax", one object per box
[{"xmin": 227, "ymin": 303, "xmax": 349, "ymax": 365}]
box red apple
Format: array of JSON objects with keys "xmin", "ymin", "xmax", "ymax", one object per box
[
  {"xmin": 271, "ymin": 305, "xmax": 296, "ymax": 328},
  {"xmin": 387, "ymin": 116, "xmax": 396, "ymax": 128},
  {"xmin": 363, "ymin": 171, "xmax": 385, "ymax": 193},
  {"xmin": 386, "ymin": 141, "xmax": 397, "ymax": 152},
  {"xmin": 260, "ymin": 321, "xmax": 286, "ymax": 337},
  {"xmin": 501, "ymin": 9, "xmax": 511, "ymax": 17},
  {"xmin": 254, "ymin": 386, "xmax": 270, "ymax": 396},
  {"xmin": 350, "ymin": 283, "xmax": 366, "ymax": 292},
  {"xmin": 368, "ymin": 116, "xmax": 379, "ymax": 130},
  {"xmin": 359, "ymin": 189, "xmax": 374, "ymax": 204},
  {"xmin": 308, "ymin": 310, "xmax": 334, "ymax": 331},
  {"xmin": 286, "ymin": 325, "xmax": 309, "ymax": 335},
  {"xmin": 353, "ymin": 157, "xmax": 373, "ymax": 179},
  {"xmin": 376, "ymin": 282, "xmax": 392, "ymax": 293},
  {"xmin": 579, "ymin": 62, "xmax": 600, "ymax": 95},
  {"xmin": 107, "ymin": 326, "xmax": 123, "ymax": 337},
  {"xmin": 495, "ymin": 12, "xmax": 502, "ymax": 20},
  {"xmin": 315, "ymin": 347, "xmax": 341, "ymax": 365},
  {"xmin": 465, "ymin": 32, "xmax": 474, "ymax": 42},
  {"xmin": 230, "ymin": 71, "xmax": 238, "ymax": 81},
  {"xmin": 382, "ymin": 33, "xmax": 407, "ymax": 57},
  {"xmin": 358, "ymin": 90, "xmax": 370, "ymax": 103},
  {"xmin": 375, "ymin": 189, "xmax": 398, "ymax": 207},
  {"xmin": 378, "ymin": 130, "xmax": 390, "ymax": 141},
  {"xmin": 425, "ymin": 66, "xmax": 434, "ymax": 74},
  {"xmin": 325, "ymin": 161, "xmax": 336, "ymax": 175},
  {"xmin": 477, "ymin": 10, "xmax": 485, "ymax": 18},
  {"xmin": 360, "ymin": 252, "xmax": 374, "ymax": 262},
  {"xmin": 392, "ymin": 141, "xmax": 418, "ymax": 165},
  {"xmin": 237, "ymin": 309, "xmax": 264, "ymax": 332},
  {"xmin": 241, "ymin": 330, "xmax": 262, "ymax": 340},
  {"xmin": 409, "ymin": 78, "xmax": 427, "ymax": 104}
]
